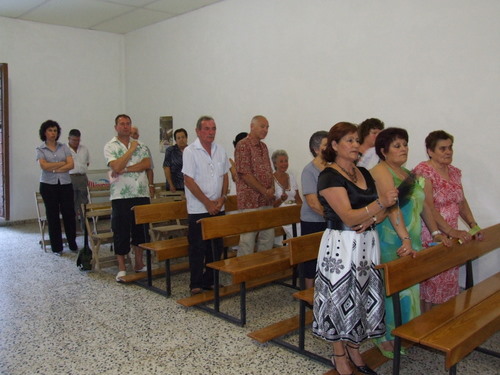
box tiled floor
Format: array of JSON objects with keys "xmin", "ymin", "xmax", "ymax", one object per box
[{"xmin": 0, "ymin": 221, "xmax": 498, "ymax": 374}]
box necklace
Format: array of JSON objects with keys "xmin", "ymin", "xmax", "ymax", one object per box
[{"xmin": 335, "ymin": 162, "xmax": 358, "ymax": 183}]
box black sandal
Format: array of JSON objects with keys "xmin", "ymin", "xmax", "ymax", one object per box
[
  {"xmin": 345, "ymin": 343, "xmax": 378, "ymax": 375},
  {"xmin": 331, "ymin": 352, "xmax": 353, "ymax": 375}
]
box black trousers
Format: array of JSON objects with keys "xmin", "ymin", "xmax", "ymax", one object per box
[
  {"xmin": 40, "ymin": 182, "xmax": 77, "ymax": 252},
  {"xmin": 187, "ymin": 211, "xmax": 224, "ymax": 289}
]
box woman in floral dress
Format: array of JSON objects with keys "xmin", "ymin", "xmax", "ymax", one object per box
[{"xmin": 413, "ymin": 130, "xmax": 483, "ymax": 312}]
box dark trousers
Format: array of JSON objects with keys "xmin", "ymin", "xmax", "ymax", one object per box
[
  {"xmin": 111, "ymin": 197, "xmax": 150, "ymax": 255},
  {"xmin": 188, "ymin": 212, "xmax": 224, "ymax": 290},
  {"xmin": 40, "ymin": 182, "xmax": 77, "ymax": 252}
]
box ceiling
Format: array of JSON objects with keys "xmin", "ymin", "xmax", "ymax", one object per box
[{"xmin": 0, "ymin": 0, "xmax": 223, "ymax": 34}]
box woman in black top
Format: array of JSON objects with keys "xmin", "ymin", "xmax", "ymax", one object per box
[{"xmin": 313, "ymin": 122, "xmax": 397, "ymax": 375}]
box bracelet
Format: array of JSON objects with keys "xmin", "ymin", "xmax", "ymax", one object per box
[
  {"xmin": 375, "ymin": 199, "xmax": 384, "ymax": 209},
  {"xmin": 365, "ymin": 206, "xmax": 370, "ymax": 215},
  {"xmin": 149, "ymin": 184, "xmax": 154, "ymax": 188},
  {"xmin": 431, "ymin": 230, "xmax": 441, "ymax": 237},
  {"xmin": 402, "ymin": 236, "xmax": 411, "ymax": 241}
]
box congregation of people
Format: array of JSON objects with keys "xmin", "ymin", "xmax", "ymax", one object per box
[{"xmin": 36, "ymin": 114, "xmax": 484, "ymax": 375}]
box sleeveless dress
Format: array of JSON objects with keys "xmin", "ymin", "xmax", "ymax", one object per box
[
  {"xmin": 375, "ymin": 167, "xmax": 423, "ymax": 342},
  {"xmin": 413, "ymin": 162, "xmax": 464, "ymax": 304},
  {"xmin": 312, "ymin": 167, "xmax": 385, "ymax": 344}
]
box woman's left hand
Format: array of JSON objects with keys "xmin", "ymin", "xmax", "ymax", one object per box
[
  {"xmin": 435, "ymin": 234, "xmax": 452, "ymax": 247},
  {"xmin": 352, "ymin": 218, "xmax": 374, "ymax": 233},
  {"xmin": 396, "ymin": 243, "xmax": 417, "ymax": 258}
]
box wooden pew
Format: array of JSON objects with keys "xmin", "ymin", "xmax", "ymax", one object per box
[
  {"xmin": 126, "ymin": 196, "xmax": 238, "ymax": 295},
  {"xmin": 176, "ymin": 204, "xmax": 301, "ymax": 326},
  {"xmin": 377, "ymin": 223, "xmax": 500, "ymax": 375}
]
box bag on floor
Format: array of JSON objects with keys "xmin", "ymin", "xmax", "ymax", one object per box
[{"xmin": 77, "ymin": 205, "xmax": 93, "ymax": 271}]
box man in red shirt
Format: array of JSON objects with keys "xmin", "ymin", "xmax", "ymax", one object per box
[{"xmin": 235, "ymin": 115, "xmax": 275, "ymax": 256}]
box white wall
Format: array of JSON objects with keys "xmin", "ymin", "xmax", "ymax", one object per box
[
  {"xmin": 124, "ymin": 0, "xmax": 500, "ymax": 280},
  {"xmin": 0, "ymin": 16, "xmax": 124, "ymax": 222}
]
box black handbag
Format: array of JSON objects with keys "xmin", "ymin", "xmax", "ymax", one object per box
[{"xmin": 76, "ymin": 204, "xmax": 93, "ymax": 271}]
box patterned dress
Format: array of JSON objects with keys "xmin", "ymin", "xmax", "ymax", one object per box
[
  {"xmin": 375, "ymin": 167, "xmax": 423, "ymax": 343},
  {"xmin": 312, "ymin": 167, "xmax": 385, "ymax": 344},
  {"xmin": 413, "ymin": 162, "xmax": 464, "ymax": 304}
]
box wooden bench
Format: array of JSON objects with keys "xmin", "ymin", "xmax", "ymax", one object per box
[
  {"xmin": 127, "ymin": 196, "xmax": 239, "ymax": 295},
  {"xmin": 377, "ymin": 223, "xmax": 500, "ymax": 375},
  {"xmin": 177, "ymin": 204, "xmax": 301, "ymax": 326}
]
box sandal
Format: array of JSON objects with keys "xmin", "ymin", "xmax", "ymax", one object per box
[
  {"xmin": 190, "ymin": 288, "xmax": 203, "ymax": 295},
  {"xmin": 115, "ymin": 270, "xmax": 126, "ymax": 282},
  {"xmin": 331, "ymin": 352, "xmax": 353, "ymax": 375},
  {"xmin": 345, "ymin": 343, "xmax": 378, "ymax": 375}
]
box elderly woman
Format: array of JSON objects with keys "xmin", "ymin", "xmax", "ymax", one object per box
[
  {"xmin": 413, "ymin": 130, "xmax": 483, "ymax": 312},
  {"xmin": 314, "ymin": 122, "xmax": 398, "ymax": 375},
  {"xmin": 272, "ymin": 149, "xmax": 302, "ymax": 240},
  {"xmin": 163, "ymin": 128, "xmax": 188, "ymax": 192},
  {"xmin": 300, "ymin": 131, "xmax": 328, "ymax": 289},
  {"xmin": 357, "ymin": 118, "xmax": 384, "ymax": 169},
  {"xmin": 370, "ymin": 128, "xmax": 450, "ymax": 358},
  {"xmin": 36, "ymin": 120, "xmax": 78, "ymax": 255}
]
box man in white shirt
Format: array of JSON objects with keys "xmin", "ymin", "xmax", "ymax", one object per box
[
  {"xmin": 182, "ymin": 116, "xmax": 229, "ymax": 295},
  {"xmin": 67, "ymin": 129, "xmax": 90, "ymax": 232}
]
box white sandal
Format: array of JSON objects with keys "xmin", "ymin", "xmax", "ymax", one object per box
[{"xmin": 115, "ymin": 271, "xmax": 126, "ymax": 282}]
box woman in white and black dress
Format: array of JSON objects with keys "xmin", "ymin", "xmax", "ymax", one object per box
[{"xmin": 313, "ymin": 122, "xmax": 398, "ymax": 375}]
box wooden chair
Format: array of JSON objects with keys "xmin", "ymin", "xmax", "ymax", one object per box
[
  {"xmin": 83, "ymin": 202, "xmax": 114, "ymax": 270},
  {"xmin": 34, "ymin": 192, "xmax": 50, "ymax": 252}
]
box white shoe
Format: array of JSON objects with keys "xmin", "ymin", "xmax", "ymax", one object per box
[
  {"xmin": 116, "ymin": 271, "xmax": 126, "ymax": 282},
  {"xmin": 135, "ymin": 266, "xmax": 147, "ymax": 273}
]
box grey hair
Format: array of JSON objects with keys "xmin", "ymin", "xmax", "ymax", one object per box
[
  {"xmin": 309, "ymin": 130, "xmax": 328, "ymax": 157},
  {"xmin": 271, "ymin": 149, "xmax": 288, "ymax": 169}
]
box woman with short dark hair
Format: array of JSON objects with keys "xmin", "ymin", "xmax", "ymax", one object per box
[
  {"xmin": 370, "ymin": 127, "xmax": 450, "ymax": 358},
  {"xmin": 36, "ymin": 120, "xmax": 78, "ymax": 255},
  {"xmin": 314, "ymin": 122, "xmax": 398, "ymax": 375},
  {"xmin": 163, "ymin": 128, "xmax": 188, "ymax": 192}
]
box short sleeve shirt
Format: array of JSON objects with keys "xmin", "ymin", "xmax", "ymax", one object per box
[
  {"xmin": 235, "ymin": 136, "xmax": 274, "ymax": 209},
  {"xmin": 317, "ymin": 167, "xmax": 377, "ymax": 223},
  {"xmin": 163, "ymin": 144, "xmax": 184, "ymax": 190},
  {"xmin": 300, "ymin": 161, "xmax": 325, "ymax": 222},
  {"xmin": 68, "ymin": 144, "xmax": 90, "ymax": 174},
  {"xmin": 182, "ymin": 138, "xmax": 229, "ymax": 214},
  {"xmin": 36, "ymin": 142, "xmax": 72, "ymax": 185},
  {"xmin": 104, "ymin": 137, "xmax": 150, "ymax": 200}
]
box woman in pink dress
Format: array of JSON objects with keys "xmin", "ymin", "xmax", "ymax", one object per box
[{"xmin": 413, "ymin": 130, "xmax": 483, "ymax": 312}]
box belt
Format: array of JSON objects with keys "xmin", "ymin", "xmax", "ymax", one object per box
[
  {"xmin": 326, "ymin": 220, "xmax": 375, "ymax": 231},
  {"xmin": 284, "ymin": 200, "xmax": 296, "ymax": 205},
  {"xmin": 70, "ymin": 173, "xmax": 86, "ymax": 176}
]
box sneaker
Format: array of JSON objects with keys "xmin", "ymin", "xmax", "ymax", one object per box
[
  {"xmin": 53, "ymin": 251, "xmax": 63, "ymax": 257},
  {"xmin": 116, "ymin": 271, "xmax": 127, "ymax": 282},
  {"xmin": 134, "ymin": 266, "xmax": 147, "ymax": 273}
]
